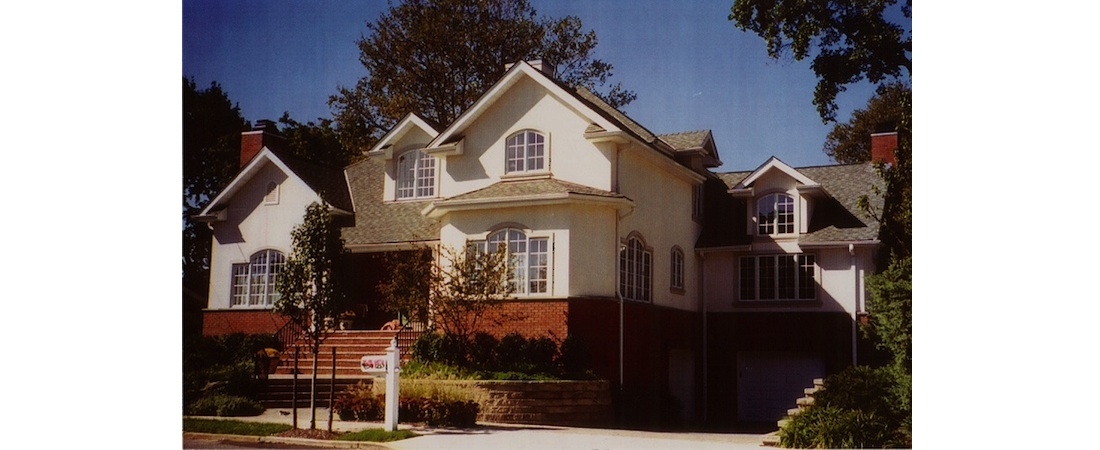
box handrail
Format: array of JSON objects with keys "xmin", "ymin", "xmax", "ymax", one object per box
[
  {"xmin": 395, "ymin": 320, "xmax": 426, "ymax": 358},
  {"xmin": 274, "ymin": 319, "xmax": 305, "ymax": 352}
]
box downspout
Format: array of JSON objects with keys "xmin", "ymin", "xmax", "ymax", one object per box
[
  {"xmin": 850, "ymin": 244, "xmax": 858, "ymax": 366},
  {"xmin": 700, "ymin": 251, "xmax": 708, "ymax": 424},
  {"xmin": 613, "ymin": 145, "xmax": 625, "ymax": 416}
]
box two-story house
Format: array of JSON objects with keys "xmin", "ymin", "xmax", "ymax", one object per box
[{"xmin": 195, "ymin": 60, "xmax": 888, "ymax": 427}]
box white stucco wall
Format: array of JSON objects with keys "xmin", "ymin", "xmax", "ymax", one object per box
[
  {"xmin": 702, "ymin": 245, "xmax": 875, "ymax": 314},
  {"xmin": 206, "ymin": 160, "xmax": 321, "ymax": 310},
  {"xmin": 617, "ymin": 145, "xmax": 702, "ymax": 312},
  {"xmin": 437, "ymin": 76, "xmax": 614, "ymax": 198}
]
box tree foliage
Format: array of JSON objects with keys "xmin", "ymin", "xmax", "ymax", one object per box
[
  {"xmin": 730, "ymin": 0, "xmax": 911, "ymax": 122},
  {"xmin": 378, "ymin": 245, "xmax": 516, "ymax": 340},
  {"xmin": 824, "ymin": 81, "xmax": 910, "ymax": 164},
  {"xmin": 864, "ymin": 257, "xmax": 912, "ymax": 372},
  {"xmin": 274, "ymin": 201, "xmax": 350, "ymax": 430},
  {"xmin": 329, "ymin": 0, "xmax": 636, "ymax": 152},
  {"xmin": 183, "ymin": 78, "xmax": 248, "ymax": 296},
  {"xmin": 277, "ymin": 113, "xmax": 362, "ymax": 168}
]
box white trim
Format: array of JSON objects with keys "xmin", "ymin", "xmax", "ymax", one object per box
[
  {"xmin": 367, "ymin": 113, "xmax": 439, "ymax": 156},
  {"xmin": 346, "ymin": 241, "xmax": 439, "ymax": 253},
  {"xmin": 735, "ymin": 156, "xmax": 820, "ymax": 189},
  {"xmin": 200, "ymin": 147, "xmax": 322, "ymax": 216},
  {"xmin": 428, "ymin": 61, "xmax": 620, "ymax": 149},
  {"xmin": 423, "ymin": 192, "xmax": 634, "ymax": 219}
]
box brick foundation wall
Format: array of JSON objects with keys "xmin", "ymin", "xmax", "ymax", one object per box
[
  {"xmin": 202, "ymin": 309, "xmax": 290, "ymax": 336},
  {"xmin": 475, "ymin": 300, "xmax": 570, "ymax": 339}
]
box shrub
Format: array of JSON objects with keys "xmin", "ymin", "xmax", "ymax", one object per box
[
  {"xmin": 492, "ymin": 333, "xmax": 528, "ymax": 370},
  {"xmin": 187, "ymin": 394, "xmax": 265, "ymax": 417},
  {"xmin": 468, "ymin": 332, "xmax": 499, "ymax": 368},
  {"xmin": 334, "ymin": 382, "xmax": 384, "ymax": 421},
  {"xmin": 779, "ymin": 366, "xmax": 911, "ymax": 448}
]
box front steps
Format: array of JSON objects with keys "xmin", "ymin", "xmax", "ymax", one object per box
[
  {"xmin": 273, "ymin": 330, "xmax": 415, "ymax": 377},
  {"xmin": 762, "ymin": 378, "xmax": 824, "ymax": 447}
]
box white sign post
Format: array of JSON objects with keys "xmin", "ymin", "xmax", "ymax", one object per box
[{"xmin": 361, "ymin": 338, "xmax": 401, "ymax": 431}]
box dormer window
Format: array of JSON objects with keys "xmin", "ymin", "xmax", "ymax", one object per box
[
  {"xmin": 758, "ymin": 193, "xmax": 795, "ymax": 235},
  {"xmin": 396, "ymin": 149, "xmax": 436, "ymax": 200},
  {"xmin": 505, "ymin": 130, "xmax": 546, "ymax": 174}
]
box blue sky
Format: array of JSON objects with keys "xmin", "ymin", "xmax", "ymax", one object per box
[{"xmin": 183, "ymin": 0, "xmax": 909, "ymax": 171}]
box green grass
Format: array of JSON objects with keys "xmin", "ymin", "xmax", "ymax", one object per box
[
  {"xmin": 336, "ymin": 429, "xmax": 419, "ymax": 442},
  {"xmin": 183, "ymin": 418, "xmax": 292, "ymax": 436}
]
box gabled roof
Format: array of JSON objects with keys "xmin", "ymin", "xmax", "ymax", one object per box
[
  {"xmin": 428, "ymin": 61, "xmax": 622, "ymax": 148},
  {"xmin": 367, "ymin": 113, "xmax": 440, "ymax": 157},
  {"xmin": 659, "ymin": 129, "xmax": 722, "ymax": 168},
  {"xmin": 698, "ymin": 162, "xmax": 882, "ymax": 248},
  {"xmin": 199, "ymin": 147, "xmax": 353, "ymax": 216},
  {"xmin": 733, "ymin": 156, "xmax": 819, "ymax": 189}
]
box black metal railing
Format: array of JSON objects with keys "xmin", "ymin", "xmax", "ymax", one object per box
[
  {"xmin": 395, "ymin": 321, "xmax": 426, "ymax": 358},
  {"xmin": 274, "ymin": 319, "xmax": 305, "ymax": 352}
]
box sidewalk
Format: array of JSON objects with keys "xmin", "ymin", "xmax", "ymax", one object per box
[{"xmin": 186, "ymin": 407, "xmax": 770, "ymax": 449}]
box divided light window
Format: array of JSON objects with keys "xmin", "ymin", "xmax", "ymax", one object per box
[
  {"xmin": 620, "ymin": 236, "xmax": 652, "ymax": 302},
  {"xmin": 231, "ymin": 249, "xmax": 286, "ymax": 307},
  {"xmin": 758, "ymin": 193, "xmax": 795, "ymax": 235},
  {"xmin": 739, "ymin": 254, "xmax": 816, "ymax": 301},
  {"xmin": 670, "ymin": 247, "xmax": 685, "ymax": 290},
  {"xmin": 396, "ymin": 149, "xmax": 436, "ymax": 199},
  {"xmin": 471, "ymin": 228, "xmax": 549, "ymax": 294},
  {"xmin": 505, "ymin": 130, "xmax": 546, "ymax": 173}
]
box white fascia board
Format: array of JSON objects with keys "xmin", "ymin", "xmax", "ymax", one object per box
[
  {"xmin": 423, "ymin": 193, "xmax": 634, "ymax": 219},
  {"xmin": 367, "ymin": 113, "xmax": 440, "ymax": 157},
  {"xmin": 696, "ymin": 245, "xmax": 752, "ymax": 254},
  {"xmin": 199, "ymin": 148, "xmax": 322, "ymax": 215},
  {"xmin": 797, "ymin": 240, "xmax": 880, "ymax": 248},
  {"xmin": 346, "ymin": 240, "xmax": 439, "ymax": 253},
  {"xmin": 428, "ymin": 62, "xmax": 620, "ymax": 148},
  {"xmin": 735, "ymin": 156, "xmax": 819, "ymax": 189},
  {"xmin": 727, "ymin": 187, "xmax": 754, "ymax": 197},
  {"xmin": 424, "ymin": 139, "xmax": 463, "ymax": 156}
]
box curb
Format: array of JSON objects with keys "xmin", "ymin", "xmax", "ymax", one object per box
[{"xmin": 183, "ymin": 432, "xmax": 397, "ymax": 449}]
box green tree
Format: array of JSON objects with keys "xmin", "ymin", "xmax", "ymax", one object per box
[
  {"xmin": 824, "ymin": 82, "xmax": 910, "ymax": 164},
  {"xmin": 730, "ymin": 0, "xmax": 911, "ymax": 122},
  {"xmin": 274, "ymin": 201, "xmax": 350, "ymax": 430},
  {"xmin": 378, "ymin": 245, "xmax": 516, "ymax": 341},
  {"xmin": 329, "ymin": 0, "xmax": 636, "ymax": 153},
  {"xmin": 277, "ymin": 113, "xmax": 362, "ymax": 168},
  {"xmin": 864, "ymin": 257, "xmax": 912, "ymax": 372},
  {"xmin": 183, "ymin": 78, "xmax": 248, "ymax": 323}
]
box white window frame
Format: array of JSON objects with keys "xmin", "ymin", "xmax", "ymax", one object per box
[
  {"xmin": 739, "ymin": 254, "xmax": 817, "ymax": 301},
  {"xmin": 757, "ymin": 193, "xmax": 796, "ymax": 235},
  {"xmin": 670, "ymin": 247, "xmax": 685, "ymax": 291},
  {"xmin": 396, "ymin": 149, "xmax": 436, "ymax": 200},
  {"xmin": 692, "ymin": 184, "xmax": 704, "ymax": 220},
  {"xmin": 470, "ymin": 228, "xmax": 551, "ymax": 296},
  {"xmin": 505, "ymin": 130, "xmax": 548, "ymax": 174},
  {"xmin": 620, "ymin": 234, "xmax": 652, "ymax": 302},
  {"xmin": 231, "ymin": 249, "xmax": 286, "ymax": 307}
]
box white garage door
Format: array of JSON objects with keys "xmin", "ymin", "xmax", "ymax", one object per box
[{"xmin": 737, "ymin": 351, "xmax": 825, "ymax": 422}]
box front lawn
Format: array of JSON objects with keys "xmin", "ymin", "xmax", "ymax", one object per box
[{"xmin": 183, "ymin": 418, "xmax": 418, "ymax": 442}]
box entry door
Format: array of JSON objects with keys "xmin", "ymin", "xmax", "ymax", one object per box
[{"xmin": 737, "ymin": 351, "xmax": 824, "ymax": 422}]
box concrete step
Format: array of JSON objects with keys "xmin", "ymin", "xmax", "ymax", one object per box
[
  {"xmin": 796, "ymin": 397, "xmax": 814, "ymax": 406},
  {"xmin": 787, "ymin": 408, "xmax": 802, "ymax": 417},
  {"xmin": 761, "ymin": 432, "xmax": 781, "ymax": 447}
]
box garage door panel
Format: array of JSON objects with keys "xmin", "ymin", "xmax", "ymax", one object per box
[{"xmin": 737, "ymin": 351, "xmax": 824, "ymax": 422}]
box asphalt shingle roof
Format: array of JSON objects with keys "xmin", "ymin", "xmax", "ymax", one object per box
[
  {"xmin": 699, "ymin": 162, "xmax": 883, "ymax": 248},
  {"xmin": 270, "ymin": 149, "xmax": 355, "ymax": 213},
  {"xmin": 340, "ymin": 158, "xmax": 440, "ymax": 247},
  {"xmin": 438, "ymin": 177, "xmax": 627, "ymax": 203},
  {"xmin": 658, "ymin": 130, "xmax": 710, "ymax": 150}
]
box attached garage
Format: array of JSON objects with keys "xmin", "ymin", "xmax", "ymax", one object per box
[{"xmin": 736, "ymin": 351, "xmax": 824, "ymax": 422}]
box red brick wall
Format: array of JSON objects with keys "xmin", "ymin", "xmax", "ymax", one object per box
[
  {"xmin": 475, "ymin": 300, "xmax": 570, "ymax": 340},
  {"xmin": 202, "ymin": 310, "xmax": 290, "ymax": 336},
  {"xmin": 871, "ymin": 132, "xmax": 898, "ymax": 165}
]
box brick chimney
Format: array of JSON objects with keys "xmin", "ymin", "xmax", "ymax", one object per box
[
  {"xmin": 504, "ymin": 59, "xmax": 555, "ymax": 77},
  {"xmin": 870, "ymin": 131, "xmax": 898, "ymax": 166},
  {"xmin": 240, "ymin": 119, "xmax": 286, "ymax": 168}
]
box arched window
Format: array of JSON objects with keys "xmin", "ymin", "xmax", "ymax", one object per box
[
  {"xmin": 670, "ymin": 247, "xmax": 685, "ymax": 290},
  {"xmin": 757, "ymin": 193, "xmax": 795, "ymax": 235},
  {"xmin": 396, "ymin": 149, "xmax": 436, "ymax": 199},
  {"xmin": 472, "ymin": 228, "xmax": 550, "ymax": 294},
  {"xmin": 620, "ymin": 235, "xmax": 652, "ymax": 302},
  {"xmin": 505, "ymin": 130, "xmax": 546, "ymax": 173},
  {"xmin": 231, "ymin": 249, "xmax": 285, "ymax": 307}
]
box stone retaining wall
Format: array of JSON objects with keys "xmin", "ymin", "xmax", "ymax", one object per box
[{"xmin": 394, "ymin": 379, "xmax": 613, "ymax": 427}]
